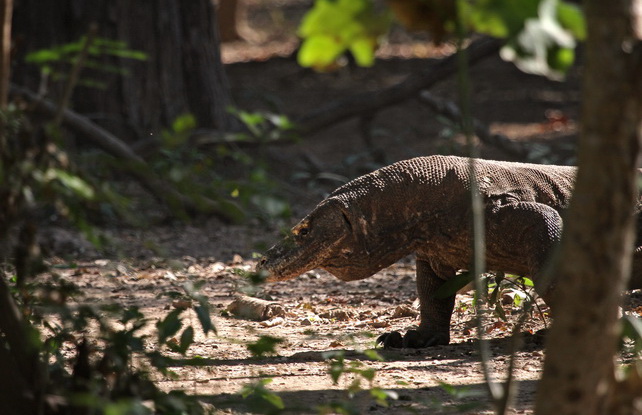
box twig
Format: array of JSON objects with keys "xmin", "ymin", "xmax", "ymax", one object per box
[
  {"xmin": 455, "ymin": 35, "xmax": 503, "ymax": 408},
  {"xmin": 10, "ymin": 84, "xmax": 245, "ymax": 223},
  {"xmin": 0, "ymin": 273, "xmax": 40, "ymax": 402},
  {"xmin": 53, "ymin": 23, "xmax": 98, "ymax": 127}
]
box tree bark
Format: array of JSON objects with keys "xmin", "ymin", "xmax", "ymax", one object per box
[
  {"xmin": 535, "ymin": 1, "xmax": 642, "ymax": 414},
  {"xmin": 0, "ymin": 0, "xmax": 12, "ymax": 109},
  {"xmin": 11, "ymin": 0, "xmax": 236, "ymax": 140},
  {"xmin": 217, "ymin": 0, "xmax": 241, "ymax": 42},
  {"xmin": 0, "ymin": 276, "xmax": 39, "ymax": 415}
]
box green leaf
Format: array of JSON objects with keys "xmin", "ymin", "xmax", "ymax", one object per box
[
  {"xmin": 247, "ymin": 335, "xmax": 284, "ymax": 358},
  {"xmin": 349, "ymin": 37, "xmax": 376, "ymax": 67},
  {"xmin": 557, "ymin": 1, "xmax": 586, "ymax": 40},
  {"xmin": 262, "ymin": 391, "xmax": 285, "ymax": 409},
  {"xmin": 240, "ymin": 379, "xmax": 285, "ymax": 411},
  {"xmin": 157, "ymin": 309, "xmax": 183, "ymax": 345},
  {"xmin": 296, "ymin": 0, "xmax": 389, "ymax": 70},
  {"xmin": 49, "ymin": 168, "xmax": 95, "ymax": 199},
  {"xmin": 370, "ymin": 387, "xmax": 398, "ymax": 407},
  {"xmin": 498, "ymin": 0, "xmax": 580, "ymax": 80},
  {"xmin": 359, "ymin": 368, "xmax": 376, "ymax": 381},
  {"xmin": 519, "ymin": 276, "xmax": 535, "ymax": 287},
  {"xmin": 433, "ymin": 271, "xmax": 474, "ymax": 299},
  {"xmin": 298, "ymin": 35, "xmax": 345, "ymax": 69},
  {"xmin": 25, "ymin": 49, "xmax": 62, "ymax": 64},
  {"xmin": 362, "ymin": 349, "xmax": 384, "ymax": 361},
  {"xmin": 329, "ymin": 360, "xmax": 345, "ymax": 384},
  {"xmin": 194, "ymin": 302, "xmax": 215, "ymax": 335},
  {"xmin": 178, "ymin": 326, "xmax": 195, "ymax": 354},
  {"xmin": 171, "ymin": 113, "xmax": 196, "ymax": 134},
  {"xmin": 462, "ymin": 0, "xmax": 584, "ymax": 80},
  {"xmin": 460, "ymin": 0, "xmax": 540, "ymax": 38},
  {"xmin": 120, "ymin": 306, "xmax": 144, "ymax": 325}
]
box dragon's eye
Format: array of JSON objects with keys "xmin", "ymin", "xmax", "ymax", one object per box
[{"xmin": 298, "ymin": 227, "xmax": 310, "ymax": 237}]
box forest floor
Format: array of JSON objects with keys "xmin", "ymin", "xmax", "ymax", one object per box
[{"xmin": 33, "ymin": 1, "xmax": 642, "ymax": 414}]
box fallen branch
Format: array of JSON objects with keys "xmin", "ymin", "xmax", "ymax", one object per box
[
  {"xmin": 227, "ymin": 295, "xmax": 286, "ymax": 321},
  {"xmin": 182, "ymin": 39, "xmax": 503, "ymax": 154},
  {"xmin": 296, "ymin": 37, "xmax": 502, "ymax": 135},
  {"xmin": 10, "ymin": 84, "xmax": 244, "ymax": 223},
  {"xmin": 417, "ymin": 91, "xmax": 530, "ymax": 158}
]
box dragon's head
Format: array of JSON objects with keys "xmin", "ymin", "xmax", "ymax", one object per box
[{"xmin": 256, "ymin": 198, "xmax": 378, "ymax": 282}]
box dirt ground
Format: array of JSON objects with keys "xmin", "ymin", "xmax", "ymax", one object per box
[{"xmin": 31, "ymin": 1, "xmax": 642, "ymax": 414}]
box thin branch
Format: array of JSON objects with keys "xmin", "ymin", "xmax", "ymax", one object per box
[
  {"xmin": 455, "ymin": 33, "xmax": 503, "ymax": 407},
  {"xmin": 0, "ymin": 0, "xmax": 12, "ymax": 110},
  {"xmin": 0, "ymin": 272, "xmax": 40, "ymax": 393},
  {"xmin": 11, "ymin": 84, "xmax": 245, "ymax": 223},
  {"xmin": 53, "ymin": 23, "xmax": 98, "ymax": 127}
]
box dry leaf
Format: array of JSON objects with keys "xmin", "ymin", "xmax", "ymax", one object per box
[
  {"xmin": 319, "ymin": 309, "xmax": 355, "ymax": 321},
  {"xmin": 391, "ymin": 305, "xmax": 418, "ymax": 319},
  {"xmin": 172, "ymin": 299, "xmax": 192, "ymax": 310}
]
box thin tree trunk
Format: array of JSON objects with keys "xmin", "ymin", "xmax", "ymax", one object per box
[
  {"xmin": 0, "ymin": 275, "xmax": 39, "ymax": 415},
  {"xmin": 0, "ymin": 0, "xmax": 12, "ymax": 109},
  {"xmin": 11, "ymin": 0, "xmax": 236, "ymax": 140},
  {"xmin": 535, "ymin": 1, "xmax": 642, "ymax": 414},
  {"xmin": 217, "ymin": 0, "xmax": 241, "ymax": 42}
]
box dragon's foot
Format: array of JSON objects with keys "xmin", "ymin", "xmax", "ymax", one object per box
[{"xmin": 376, "ymin": 329, "xmax": 449, "ymax": 349}]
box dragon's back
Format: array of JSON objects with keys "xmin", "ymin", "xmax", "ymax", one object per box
[{"xmin": 330, "ymin": 155, "xmax": 576, "ymax": 212}]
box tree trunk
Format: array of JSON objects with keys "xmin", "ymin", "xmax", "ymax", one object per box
[
  {"xmin": 535, "ymin": 1, "xmax": 642, "ymax": 414},
  {"xmin": 217, "ymin": 0, "xmax": 241, "ymax": 42},
  {"xmin": 0, "ymin": 0, "xmax": 12, "ymax": 109},
  {"xmin": 11, "ymin": 0, "xmax": 236, "ymax": 141}
]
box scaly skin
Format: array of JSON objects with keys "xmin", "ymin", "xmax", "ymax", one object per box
[{"xmin": 257, "ymin": 155, "xmax": 642, "ymax": 348}]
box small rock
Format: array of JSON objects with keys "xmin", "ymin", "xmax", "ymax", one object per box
[
  {"xmin": 300, "ymin": 318, "xmax": 313, "ymax": 326},
  {"xmin": 260, "ymin": 317, "xmax": 284, "ymax": 328}
]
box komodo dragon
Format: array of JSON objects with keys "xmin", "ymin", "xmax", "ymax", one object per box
[{"xmin": 256, "ymin": 155, "xmax": 642, "ymax": 348}]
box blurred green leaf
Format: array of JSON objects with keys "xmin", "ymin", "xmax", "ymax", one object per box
[
  {"xmin": 297, "ymin": 0, "xmax": 390, "ymax": 71},
  {"xmin": 298, "ymin": 35, "xmax": 345, "ymax": 69},
  {"xmin": 166, "ymin": 326, "xmax": 194, "ymax": 355},
  {"xmin": 172, "ymin": 113, "xmax": 197, "ymax": 134},
  {"xmin": 240, "ymin": 379, "xmax": 285, "ymax": 412},
  {"xmin": 157, "ymin": 309, "xmax": 183, "ymax": 345},
  {"xmin": 557, "ymin": 1, "xmax": 586, "ymax": 40},
  {"xmin": 362, "ymin": 349, "xmax": 384, "ymax": 361},
  {"xmin": 497, "ymin": 0, "xmax": 582, "ymax": 79},
  {"xmin": 25, "ymin": 49, "xmax": 62, "ymax": 63},
  {"xmin": 247, "ymin": 335, "xmax": 284, "ymax": 358},
  {"xmin": 434, "ymin": 271, "xmax": 474, "ymax": 299},
  {"xmin": 194, "ymin": 302, "xmax": 215, "ymax": 335}
]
